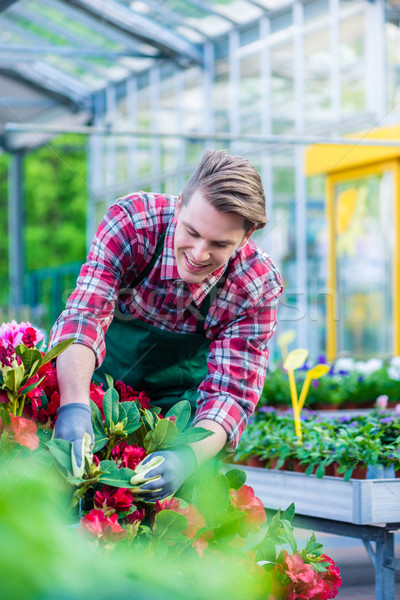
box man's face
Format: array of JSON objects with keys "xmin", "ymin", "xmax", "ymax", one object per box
[{"xmin": 174, "ymin": 189, "xmax": 254, "ymax": 284}]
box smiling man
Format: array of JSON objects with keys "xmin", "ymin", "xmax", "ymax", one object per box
[{"xmin": 49, "ymin": 150, "xmax": 283, "ymax": 498}]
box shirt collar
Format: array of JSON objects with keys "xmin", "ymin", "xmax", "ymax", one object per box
[{"xmin": 161, "ymin": 215, "xmax": 227, "ymax": 307}]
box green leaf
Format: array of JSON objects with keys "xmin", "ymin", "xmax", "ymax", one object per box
[
  {"xmin": 225, "ymin": 468, "xmax": 246, "ymax": 490},
  {"xmin": 119, "ymin": 401, "xmax": 139, "ymax": 424},
  {"xmin": 172, "ymin": 427, "xmax": 214, "ymax": 446},
  {"xmin": 153, "ymin": 510, "xmax": 188, "ymax": 539},
  {"xmin": 41, "ymin": 338, "xmax": 75, "ymax": 365},
  {"xmin": 14, "ymin": 343, "xmax": 28, "ymax": 356},
  {"xmin": 98, "ymin": 460, "xmax": 136, "ymax": 487},
  {"xmin": 3, "ymin": 365, "xmax": 25, "ymax": 391},
  {"xmin": 105, "ymin": 373, "xmax": 114, "ymax": 389},
  {"xmin": 281, "ymin": 502, "xmax": 295, "ymax": 523},
  {"xmin": 90, "ymin": 399, "xmax": 104, "ymax": 428},
  {"xmin": 281, "ymin": 519, "xmax": 297, "ymax": 553},
  {"xmin": 125, "ymin": 421, "xmax": 142, "ymax": 435},
  {"xmin": 18, "ymin": 375, "xmax": 45, "ymax": 396},
  {"xmin": 316, "ymin": 464, "xmax": 325, "ymax": 479},
  {"xmin": 46, "ymin": 438, "xmax": 73, "ymax": 473},
  {"xmin": 102, "ymin": 386, "xmax": 120, "ymax": 430},
  {"xmin": 165, "ymin": 401, "xmax": 191, "ymax": 432},
  {"xmin": 255, "ymin": 537, "xmax": 276, "ymax": 563},
  {"xmin": 193, "ymin": 474, "xmax": 230, "ymax": 523},
  {"xmin": 142, "ymin": 409, "xmax": 155, "ymax": 430},
  {"xmin": 144, "ymin": 419, "xmax": 178, "ymax": 453},
  {"xmin": 20, "ymin": 349, "xmax": 43, "ymax": 377}
]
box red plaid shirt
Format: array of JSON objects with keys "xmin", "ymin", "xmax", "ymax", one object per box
[{"xmin": 50, "ymin": 192, "xmax": 283, "ymax": 449}]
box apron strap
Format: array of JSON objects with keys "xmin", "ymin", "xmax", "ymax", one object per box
[{"xmin": 131, "ymin": 230, "xmax": 166, "ymax": 287}]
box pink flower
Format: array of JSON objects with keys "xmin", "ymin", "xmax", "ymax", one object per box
[
  {"xmin": 94, "ymin": 485, "xmax": 134, "ymax": 514},
  {"xmin": 0, "ymin": 320, "xmax": 44, "ymax": 349},
  {"xmin": 5, "ymin": 414, "xmax": 40, "ymax": 450},
  {"xmin": 81, "ymin": 509, "xmax": 126, "ymax": 541},
  {"xmin": 90, "ymin": 382, "xmax": 105, "ymax": 413},
  {"xmin": 376, "ymin": 395, "xmax": 389, "ymax": 409},
  {"xmin": 230, "ymin": 485, "xmax": 266, "ymax": 535},
  {"xmin": 396, "ymin": 404, "xmax": 400, "ymax": 416},
  {"xmin": 320, "ymin": 554, "xmax": 342, "ymax": 598},
  {"xmin": 120, "ymin": 444, "xmax": 147, "ymax": 470}
]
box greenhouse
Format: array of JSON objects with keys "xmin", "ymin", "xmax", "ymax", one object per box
[{"xmin": 1, "ymin": 1, "xmax": 400, "ymax": 599}]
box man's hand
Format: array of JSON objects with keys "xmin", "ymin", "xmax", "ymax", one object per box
[
  {"xmin": 53, "ymin": 403, "xmax": 94, "ymax": 479},
  {"xmin": 130, "ymin": 447, "xmax": 197, "ymax": 500}
]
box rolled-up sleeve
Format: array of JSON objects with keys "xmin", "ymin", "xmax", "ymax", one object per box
[
  {"xmin": 49, "ymin": 204, "xmax": 138, "ymax": 367},
  {"xmin": 192, "ymin": 274, "xmax": 282, "ymax": 451}
]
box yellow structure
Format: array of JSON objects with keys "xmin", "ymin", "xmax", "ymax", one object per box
[{"xmin": 306, "ymin": 125, "xmax": 400, "ymax": 360}]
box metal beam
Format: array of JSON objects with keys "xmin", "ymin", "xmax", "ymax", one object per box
[
  {"xmin": 138, "ymin": 0, "xmax": 208, "ymax": 39},
  {"xmin": 68, "ymin": 0, "xmax": 203, "ymax": 64},
  {"xmin": 8, "ymin": 150, "xmax": 24, "ymax": 311},
  {"xmin": 6, "ymin": 122, "xmax": 400, "ymax": 148},
  {"xmin": 0, "ymin": 0, "xmax": 18, "ymax": 11},
  {"xmin": 0, "ymin": 45, "xmax": 162, "ymax": 58}
]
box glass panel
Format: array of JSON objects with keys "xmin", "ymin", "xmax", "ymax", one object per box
[
  {"xmin": 306, "ymin": 175, "xmax": 328, "ymax": 359},
  {"xmin": 385, "ymin": 10, "xmax": 400, "ymax": 111},
  {"xmin": 340, "ymin": 7, "xmax": 366, "ymax": 116},
  {"xmin": 239, "ymin": 50, "xmax": 261, "ymax": 134},
  {"xmin": 213, "ymin": 50, "xmax": 229, "ymax": 132},
  {"xmin": 271, "ymin": 40, "xmax": 295, "ymax": 133},
  {"xmin": 182, "ymin": 66, "xmax": 204, "ymax": 163},
  {"xmin": 334, "ymin": 171, "xmax": 394, "ymax": 358},
  {"xmin": 269, "ymin": 151, "xmax": 297, "ymax": 333},
  {"xmin": 304, "ymin": 27, "xmax": 331, "ymax": 127}
]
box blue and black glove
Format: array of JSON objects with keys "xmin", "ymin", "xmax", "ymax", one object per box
[
  {"xmin": 130, "ymin": 447, "xmax": 197, "ymax": 500},
  {"xmin": 53, "ymin": 403, "xmax": 94, "ymax": 479}
]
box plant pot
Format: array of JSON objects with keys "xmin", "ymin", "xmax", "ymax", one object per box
[
  {"xmin": 246, "ymin": 456, "xmax": 268, "ymax": 468},
  {"xmin": 333, "ymin": 462, "xmax": 367, "ymax": 479}
]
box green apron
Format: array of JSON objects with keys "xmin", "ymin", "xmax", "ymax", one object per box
[{"xmin": 94, "ymin": 230, "xmax": 223, "ymax": 416}]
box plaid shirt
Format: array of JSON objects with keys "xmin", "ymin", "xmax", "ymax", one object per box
[{"xmin": 50, "ymin": 192, "xmax": 283, "ymax": 449}]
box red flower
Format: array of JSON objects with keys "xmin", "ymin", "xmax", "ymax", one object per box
[
  {"xmin": 81, "ymin": 509, "xmax": 126, "ymax": 541},
  {"xmin": 94, "ymin": 485, "xmax": 134, "ymax": 514},
  {"xmin": 230, "ymin": 484, "xmax": 266, "ymax": 534},
  {"xmin": 90, "ymin": 382, "xmax": 105, "ymax": 414},
  {"xmin": 21, "ymin": 327, "xmax": 37, "ymax": 348},
  {"xmin": 20, "ymin": 374, "xmax": 43, "ymax": 400},
  {"xmin": 120, "ymin": 444, "xmax": 147, "ymax": 470},
  {"xmin": 272, "ymin": 551, "xmax": 332, "ymax": 600},
  {"xmin": 154, "ymin": 497, "xmax": 182, "ymax": 514},
  {"xmin": 124, "ymin": 508, "xmax": 146, "ymax": 524},
  {"xmin": 320, "ymin": 555, "xmax": 342, "ymax": 598},
  {"xmin": 115, "ymin": 380, "xmax": 151, "ymax": 410},
  {"xmin": 0, "ymin": 340, "xmax": 15, "ymax": 368},
  {"xmin": 47, "ymin": 391, "xmax": 61, "ymax": 418},
  {"xmin": 0, "ymin": 390, "xmax": 8, "ymax": 404},
  {"xmin": 8, "ymin": 414, "xmax": 40, "ymax": 450},
  {"xmin": 38, "ymin": 361, "xmax": 58, "ymax": 399}
]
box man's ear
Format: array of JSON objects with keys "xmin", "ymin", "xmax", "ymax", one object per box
[
  {"xmin": 176, "ymin": 193, "xmax": 182, "ymax": 213},
  {"xmin": 240, "ymin": 226, "xmax": 256, "ymax": 247}
]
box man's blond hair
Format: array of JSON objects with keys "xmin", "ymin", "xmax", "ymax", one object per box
[{"xmin": 181, "ymin": 149, "xmax": 267, "ymax": 232}]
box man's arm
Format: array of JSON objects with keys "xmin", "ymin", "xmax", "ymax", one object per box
[
  {"xmin": 188, "ymin": 419, "xmax": 227, "ymax": 466},
  {"xmin": 52, "ymin": 344, "xmax": 96, "ymax": 477},
  {"xmin": 56, "ymin": 343, "xmax": 96, "ymax": 407}
]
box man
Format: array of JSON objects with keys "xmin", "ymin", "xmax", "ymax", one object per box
[{"xmin": 50, "ymin": 149, "xmax": 283, "ymax": 499}]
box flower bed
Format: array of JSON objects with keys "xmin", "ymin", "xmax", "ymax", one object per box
[
  {"xmin": 0, "ymin": 320, "xmax": 342, "ymax": 600},
  {"xmin": 235, "ymin": 407, "xmax": 400, "ymax": 481},
  {"xmin": 261, "ymin": 357, "xmax": 400, "ymax": 410}
]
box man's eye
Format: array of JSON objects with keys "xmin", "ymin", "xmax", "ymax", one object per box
[{"xmin": 187, "ymin": 229, "xmax": 198, "ymax": 237}]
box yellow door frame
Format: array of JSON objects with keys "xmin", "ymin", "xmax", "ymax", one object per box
[{"xmin": 326, "ymin": 159, "xmax": 400, "ymax": 360}]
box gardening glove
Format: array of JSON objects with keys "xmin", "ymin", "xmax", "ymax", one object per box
[
  {"xmin": 130, "ymin": 447, "xmax": 197, "ymax": 501},
  {"xmin": 53, "ymin": 403, "xmax": 94, "ymax": 479}
]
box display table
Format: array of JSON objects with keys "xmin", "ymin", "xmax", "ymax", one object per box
[{"xmin": 241, "ymin": 466, "xmax": 400, "ymax": 600}]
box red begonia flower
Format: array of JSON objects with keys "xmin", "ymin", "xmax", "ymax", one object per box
[
  {"xmin": 230, "ymin": 484, "xmax": 266, "ymax": 534},
  {"xmin": 320, "ymin": 554, "xmax": 342, "ymax": 598}
]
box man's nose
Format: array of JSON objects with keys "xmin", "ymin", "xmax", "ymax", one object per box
[{"xmin": 192, "ymin": 240, "xmax": 210, "ymax": 263}]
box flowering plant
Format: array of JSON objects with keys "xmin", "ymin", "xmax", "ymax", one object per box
[{"xmin": 0, "ymin": 321, "xmax": 342, "ymax": 599}]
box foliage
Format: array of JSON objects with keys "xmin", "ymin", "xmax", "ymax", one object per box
[
  {"xmin": 235, "ymin": 407, "xmax": 400, "ymax": 481},
  {"xmin": 0, "ymin": 319, "xmax": 342, "ymax": 599}
]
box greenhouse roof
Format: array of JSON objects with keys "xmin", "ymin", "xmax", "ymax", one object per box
[{"xmin": 0, "ymin": 0, "xmax": 291, "ymax": 151}]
